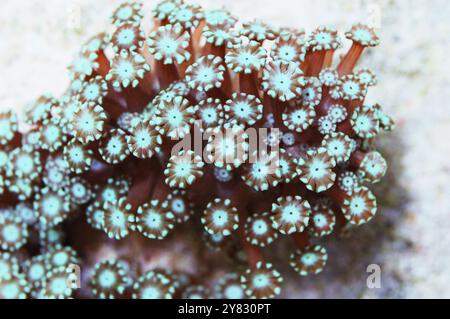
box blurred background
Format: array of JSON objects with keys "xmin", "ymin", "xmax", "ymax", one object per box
[{"xmin": 0, "ymin": 0, "xmax": 449, "ymax": 298}]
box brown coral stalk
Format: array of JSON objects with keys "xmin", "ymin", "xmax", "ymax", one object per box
[
  {"xmin": 337, "ymin": 43, "xmax": 364, "ymax": 76},
  {"xmin": 239, "ymin": 72, "xmax": 260, "ymax": 97}
]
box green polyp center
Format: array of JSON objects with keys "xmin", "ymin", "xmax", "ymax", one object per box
[
  {"xmin": 279, "ymin": 45, "xmax": 296, "ymax": 61},
  {"xmin": 16, "ymin": 154, "xmax": 34, "ymax": 174},
  {"xmin": 315, "ymin": 32, "xmax": 332, "ymax": 45},
  {"xmin": 330, "ymin": 107, "xmax": 344, "ymax": 120},
  {"xmin": 224, "ymin": 285, "xmax": 244, "ymax": 299},
  {"xmin": 158, "ymin": 37, "xmax": 178, "ymax": 55},
  {"xmin": 47, "ymin": 229, "xmax": 61, "ymax": 243},
  {"xmin": 354, "ymin": 29, "xmax": 373, "ymax": 43},
  {"xmin": 219, "ymin": 138, "xmax": 236, "ymax": 156},
  {"xmin": 2, "ymin": 282, "xmax": 20, "ymax": 299},
  {"xmin": 314, "ymin": 214, "xmax": 327, "ymax": 228},
  {"xmin": 201, "ymin": 107, "xmax": 217, "ymax": 124},
  {"xmin": 281, "ymin": 205, "xmax": 301, "ymax": 223},
  {"xmin": 111, "ymin": 210, "xmax": 126, "ymax": 227},
  {"xmin": 78, "ymin": 112, "xmax": 95, "ymax": 132},
  {"xmin": 3, "ymin": 224, "xmax": 20, "ymax": 242},
  {"xmin": 323, "ymin": 72, "xmax": 335, "ymax": 83},
  {"xmin": 252, "ymin": 273, "xmax": 269, "ymax": 288},
  {"xmin": 251, "ymin": 161, "xmax": 269, "ymax": 180},
  {"xmin": 216, "ymin": 168, "xmax": 231, "ymax": 181},
  {"xmin": 35, "ymin": 102, "xmax": 49, "ymax": 115},
  {"xmin": 44, "ymin": 125, "xmax": 60, "ymax": 144},
  {"xmin": 309, "ymin": 159, "xmax": 327, "ymax": 179},
  {"xmin": 166, "ymin": 108, "xmax": 183, "ymax": 127},
  {"xmin": 135, "ymin": 129, "xmax": 152, "ymax": 148},
  {"xmin": 342, "ymin": 176, "xmax": 354, "ymax": 187},
  {"xmin": 327, "ymin": 140, "xmax": 346, "ymax": 156},
  {"xmin": 107, "ymin": 136, "xmax": 124, "ymax": 155},
  {"xmin": 252, "ymin": 219, "xmax": 268, "ymax": 235},
  {"xmin": 176, "ymin": 9, "xmax": 193, "ymax": 22},
  {"xmin": 301, "ymin": 253, "xmax": 318, "ymax": 266},
  {"xmin": 117, "ymin": 60, "xmax": 135, "ymax": 80},
  {"xmin": 272, "ymin": 73, "xmax": 292, "ymax": 93},
  {"xmin": 303, "ymin": 87, "xmax": 316, "ymax": 101},
  {"xmin": 19, "ymin": 206, "xmax": 35, "ymax": 221},
  {"xmin": 174, "ymin": 162, "xmax": 192, "ymax": 177},
  {"xmin": 359, "ymin": 72, "xmax": 372, "ymax": 84},
  {"xmin": 29, "ymin": 264, "xmax": 45, "ymax": 281},
  {"xmin": 118, "ymin": 28, "xmax": 135, "ymax": 46},
  {"xmin": 69, "ymin": 147, "xmax": 84, "ymax": 164},
  {"xmin": 99, "ymin": 269, "xmax": 116, "ymax": 288},
  {"xmin": 171, "ymin": 198, "xmax": 185, "ymax": 214},
  {"xmin": 292, "ymin": 109, "xmax": 308, "ymax": 124},
  {"xmin": 320, "ymin": 118, "xmax": 333, "ymax": 131},
  {"xmin": 53, "ymin": 252, "xmax": 69, "ymax": 266},
  {"xmin": 237, "ymin": 52, "xmax": 258, "ymax": 67},
  {"xmin": 72, "ymin": 184, "xmax": 86, "ymax": 199},
  {"xmin": 142, "ymin": 286, "xmax": 161, "ymax": 299},
  {"xmin": 50, "ymin": 277, "xmax": 67, "ymax": 295},
  {"xmin": 196, "ymin": 66, "xmax": 215, "ymax": 83},
  {"xmin": 102, "ymin": 188, "xmax": 117, "ymax": 203},
  {"xmin": 145, "ymin": 211, "xmax": 162, "ymax": 229},
  {"xmin": 233, "ymin": 101, "xmax": 252, "ymax": 119},
  {"xmin": 349, "ymin": 196, "xmax": 367, "ymax": 215},
  {"xmin": 212, "ymin": 210, "xmax": 228, "ymax": 227},
  {"xmin": 343, "ymin": 81, "xmax": 360, "ymax": 96},
  {"xmin": 356, "ymin": 115, "xmax": 372, "ymax": 132},
  {"xmin": 84, "ymin": 83, "xmax": 100, "ymax": 101},
  {"xmin": 365, "ymin": 160, "xmax": 384, "ymax": 176},
  {"xmin": 117, "ymin": 6, "xmax": 133, "ymax": 20},
  {"xmin": 42, "ymin": 196, "xmax": 61, "ymax": 217}
]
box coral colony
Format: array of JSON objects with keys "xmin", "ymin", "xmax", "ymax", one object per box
[{"xmin": 0, "ymin": 0, "xmax": 394, "ymax": 299}]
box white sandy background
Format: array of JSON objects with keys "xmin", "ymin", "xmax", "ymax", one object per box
[{"xmin": 1, "ymin": 0, "xmax": 450, "ymax": 298}]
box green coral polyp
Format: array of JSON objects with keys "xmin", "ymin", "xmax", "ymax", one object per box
[
  {"xmin": 133, "ymin": 270, "xmax": 176, "ymax": 299},
  {"xmin": 90, "ymin": 259, "xmax": 130, "ymax": 299},
  {"xmin": 225, "ymin": 41, "xmax": 267, "ymax": 74},
  {"xmin": 148, "ymin": 24, "xmax": 191, "ymax": 65},
  {"xmin": 262, "ymin": 60, "xmax": 304, "ymax": 102},
  {"xmin": 185, "ymin": 55, "xmax": 225, "ymax": 92},
  {"xmin": 106, "ymin": 51, "xmax": 150, "ymax": 89},
  {"xmin": 290, "ymin": 245, "xmax": 328, "ymax": 276},
  {"xmin": 133, "ymin": 200, "xmax": 175, "ymax": 240},
  {"xmin": 201, "ymin": 198, "xmax": 239, "ymax": 237},
  {"xmin": 308, "ymin": 26, "xmax": 341, "ymax": 51},
  {"xmin": 271, "ymin": 196, "xmax": 311, "ymax": 235}
]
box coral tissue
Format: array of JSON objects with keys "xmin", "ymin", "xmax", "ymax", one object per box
[{"xmin": 0, "ymin": 0, "xmax": 393, "ymax": 299}]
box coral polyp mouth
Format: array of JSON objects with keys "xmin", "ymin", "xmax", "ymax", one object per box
[{"xmin": 0, "ymin": 0, "xmax": 393, "ymax": 299}]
